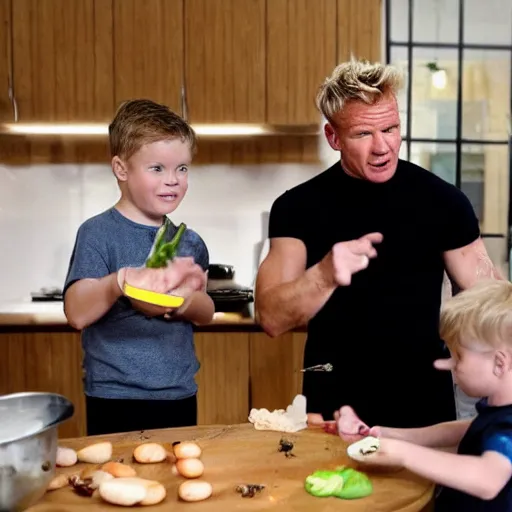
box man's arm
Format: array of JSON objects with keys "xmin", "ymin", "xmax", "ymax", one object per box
[
  {"xmin": 64, "ymin": 274, "xmax": 122, "ymax": 330},
  {"xmin": 398, "ymin": 442, "xmax": 512, "ymax": 500},
  {"xmin": 255, "ymin": 233, "xmax": 382, "ymax": 337},
  {"xmin": 444, "ymin": 237, "xmax": 505, "ymax": 290},
  {"xmin": 255, "ymin": 238, "xmax": 337, "ymax": 337},
  {"xmin": 175, "ymin": 290, "xmax": 214, "ymax": 326}
]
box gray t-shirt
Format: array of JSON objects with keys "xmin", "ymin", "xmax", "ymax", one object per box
[{"xmin": 64, "ymin": 207, "xmax": 209, "ymax": 400}]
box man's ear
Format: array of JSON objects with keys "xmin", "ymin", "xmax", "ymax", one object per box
[
  {"xmin": 112, "ymin": 156, "xmax": 128, "ymax": 181},
  {"xmin": 324, "ymin": 123, "xmax": 341, "ymax": 151}
]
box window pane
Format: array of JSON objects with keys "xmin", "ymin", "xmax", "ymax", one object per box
[
  {"xmin": 389, "ymin": 0, "xmax": 409, "ymax": 42},
  {"xmin": 464, "ymin": 0, "xmax": 512, "ymax": 45},
  {"xmin": 390, "ymin": 46, "xmax": 409, "ymax": 137},
  {"xmin": 411, "ymin": 48, "xmax": 459, "ymax": 140},
  {"xmin": 413, "ymin": 0, "xmax": 459, "ymax": 43},
  {"xmin": 462, "ymin": 50, "xmax": 511, "ymax": 141},
  {"xmin": 409, "ymin": 142, "xmax": 457, "ymax": 184},
  {"xmin": 461, "ymin": 143, "xmax": 510, "ymax": 235}
]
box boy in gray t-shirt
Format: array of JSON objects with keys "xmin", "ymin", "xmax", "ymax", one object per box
[{"xmin": 64, "ymin": 99, "xmax": 214, "ymax": 436}]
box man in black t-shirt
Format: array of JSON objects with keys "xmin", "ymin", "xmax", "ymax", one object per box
[{"xmin": 255, "ymin": 58, "xmax": 503, "ymax": 430}]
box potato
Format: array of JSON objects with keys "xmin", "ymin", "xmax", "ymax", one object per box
[
  {"xmin": 77, "ymin": 441, "xmax": 113, "ymax": 464},
  {"xmin": 133, "ymin": 442, "xmax": 167, "ymax": 464},
  {"xmin": 178, "ymin": 480, "xmax": 212, "ymax": 502},
  {"xmin": 89, "ymin": 470, "xmax": 115, "ymax": 489},
  {"xmin": 101, "ymin": 461, "xmax": 137, "ymax": 478},
  {"xmin": 173, "ymin": 441, "xmax": 202, "ymax": 459},
  {"xmin": 99, "ymin": 477, "xmax": 166, "ymax": 506},
  {"xmin": 47, "ymin": 473, "xmax": 69, "ymax": 491},
  {"xmin": 56, "ymin": 446, "xmax": 78, "ymax": 467},
  {"xmin": 99, "ymin": 479, "xmax": 147, "ymax": 506},
  {"xmin": 175, "ymin": 458, "xmax": 204, "ymax": 478}
]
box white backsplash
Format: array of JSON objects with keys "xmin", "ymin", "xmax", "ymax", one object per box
[{"xmin": 0, "ymin": 136, "xmax": 338, "ymax": 302}]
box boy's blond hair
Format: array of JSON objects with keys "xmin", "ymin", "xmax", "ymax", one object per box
[
  {"xmin": 440, "ymin": 280, "xmax": 512, "ymax": 350},
  {"xmin": 108, "ymin": 99, "xmax": 197, "ymax": 160},
  {"xmin": 316, "ymin": 58, "xmax": 404, "ymax": 123}
]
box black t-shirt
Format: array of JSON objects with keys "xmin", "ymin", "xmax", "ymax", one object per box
[
  {"xmin": 268, "ymin": 159, "xmax": 480, "ymax": 427},
  {"xmin": 436, "ymin": 399, "xmax": 512, "ymax": 511}
]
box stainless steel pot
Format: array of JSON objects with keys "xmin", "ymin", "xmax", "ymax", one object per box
[{"xmin": 0, "ymin": 392, "xmax": 74, "ymax": 511}]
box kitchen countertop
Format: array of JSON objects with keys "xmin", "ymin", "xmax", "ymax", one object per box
[
  {"xmin": 0, "ymin": 300, "xmax": 266, "ymax": 331},
  {"xmin": 29, "ymin": 423, "xmax": 434, "ymax": 511}
]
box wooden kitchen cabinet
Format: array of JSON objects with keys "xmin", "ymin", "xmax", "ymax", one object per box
[
  {"xmin": 10, "ymin": 0, "xmax": 114, "ymax": 122},
  {"xmin": 0, "ymin": 331, "xmax": 86, "ymax": 439},
  {"xmin": 194, "ymin": 332, "xmax": 250, "ymax": 425},
  {"xmin": 0, "ymin": 0, "xmax": 11, "ymax": 122},
  {"xmin": 267, "ymin": 0, "xmax": 337, "ymax": 125},
  {"xmin": 338, "ymin": 0, "xmax": 382, "ymax": 62},
  {"xmin": 249, "ymin": 331, "xmax": 307, "ymax": 412},
  {"xmin": 112, "ymin": 0, "xmax": 183, "ymax": 114},
  {"xmin": 184, "ymin": 0, "xmax": 266, "ymax": 124}
]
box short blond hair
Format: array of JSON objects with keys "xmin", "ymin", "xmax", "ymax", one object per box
[
  {"xmin": 316, "ymin": 58, "xmax": 404, "ymax": 122},
  {"xmin": 440, "ymin": 280, "xmax": 512, "ymax": 350},
  {"xmin": 109, "ymin": 99, "xmax": 197, "ymax": 160}
]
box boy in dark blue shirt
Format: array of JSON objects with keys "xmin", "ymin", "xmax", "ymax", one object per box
[
  {"xmin": 335, "ymin": 280, "xmax": 512, "ymax": 510},
  {"xmin": 64, "ymin": 99, "xmax": 214, "ymax": 436}
]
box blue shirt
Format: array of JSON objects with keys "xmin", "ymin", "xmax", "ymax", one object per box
[
  {"xmin": 436, "ymin": 398, "xmax": 512, "ymax": 511},
  {"xmin": 64, "ymin": 207, "xmax": 209, "ymax": 400}
]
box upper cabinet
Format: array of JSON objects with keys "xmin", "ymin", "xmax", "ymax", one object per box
[
  {"xmin": 337, "ymin": 0, "xmax": 382, "ymax": 62},
  {"xmin": 184, "ymin": 0, "xmax": 266, "ymax": 124},
  {"xmin": 113, "ymin": 0, "xmax": 183, "ymax": 114},
  {"xmin": 0, "ymin": 0, "xmax": 382, "ymax": 127},
  {"xmin": 10, "ymin": 0, "xmax": 113, "ymax": 123},
  {"xmin": 267, "ymin": 0, "xmax": 337, "ymax": 125}
]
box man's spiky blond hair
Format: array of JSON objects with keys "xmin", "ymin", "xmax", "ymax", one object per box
[{"xmin": 316, "ymin": 58, "xmax": 404, "ymax": 123}]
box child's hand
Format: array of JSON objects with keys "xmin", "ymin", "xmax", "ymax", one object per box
[
  {"xmin": 118, "ymin": 258, "xmax": 207, "ymax": 317},
  {"xmin": 334, "ymin": 406, "xmax": 370, "ymax": 442},
  {"xmin": 353, "ymin": 437, "xmax": 406, "ymax": 469}
]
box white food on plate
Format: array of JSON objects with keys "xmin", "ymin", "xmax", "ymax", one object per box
[
  {"xmin": 346, "ymin": 436, "xmax": 380, "ymax": 462},
  {"xmin": 248, "ymin": 394, "xmax": 307, "ymax": 433}
]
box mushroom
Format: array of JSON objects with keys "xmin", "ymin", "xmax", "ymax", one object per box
[
  {"xmin": 99, "ymin": 477, "xmax": 166, "ymax": 506},
  {"xmin": 178, "ymin": 480, "xmax": 212, "ymax": 502},
  {"xmin": 173, "ymin": 441, "xmax": 202, "ymax": 459}
]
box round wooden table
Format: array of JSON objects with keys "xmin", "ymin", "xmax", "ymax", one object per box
[{"xmin": 29, "ymin": 423, "xmax": 435, "ymax": 511}]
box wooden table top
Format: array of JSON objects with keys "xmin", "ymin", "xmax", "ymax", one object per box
[{"xmin": 29, "ymin": 423, "xmax": 435, "ymax": 511}]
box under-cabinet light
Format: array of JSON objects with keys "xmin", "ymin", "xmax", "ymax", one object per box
[{"xmin": 1, "ymin": 123, "xmax": 318, "ymax": 137}]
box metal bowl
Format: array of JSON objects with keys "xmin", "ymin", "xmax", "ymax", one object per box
[{"xmin": 0, "ymin": 392, "xmax": 74, "ymax": 512}]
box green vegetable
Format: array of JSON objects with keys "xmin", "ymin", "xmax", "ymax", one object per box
[
  {"xmin": 304, "ymin": 467, "xmax": 373, "ymax": 500},
  {"xmin": 145, "ymin": 219, "xmax": 187, "ymax": 268},
  {"xmin": 336, "ymin": 467, "xmax": 373, "ymax": 499},
  {"xmin": 304, "ymin": 471, "xmax": 344, "ymax": 498}
]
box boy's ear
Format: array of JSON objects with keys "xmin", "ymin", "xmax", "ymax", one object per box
[
  {"xmin": 112, "ymin": 156, "xmax": 128, "ymax": 181},
  {"xmin": 494, "ymin": 350, "xmax": 510, "ymax": 377}
]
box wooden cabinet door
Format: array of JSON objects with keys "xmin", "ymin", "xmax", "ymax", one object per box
[
  {"xmin": 249, "ymin": 332, "xmax": 307, "ymax": 412},
  {"xmin": 113, "ymin": 0, "xmax": 183, "ymax": 114},
  {"xmin": 184, "ymin": 0, "xmax": 266, "ymax": 123},
  {"xmin": 0, "ymin": 0, "xmax": 11, "ymax": 122},
  {"xmin": 195, "ymin": 332, "xmax": 250, "ymax": 425},
  {"xmin": 267, "ymin": 0, "xmax": 337, "ymax": 125},
  {"xmin": 11, "ymin": 0, "xmax": 114, "ymax": 122},
  {"xmin": 338, "ymin": 0, "xmax": 382, "ymax": 61}
]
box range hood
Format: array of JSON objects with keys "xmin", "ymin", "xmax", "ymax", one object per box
[{"xmin": 1, "ymin": 122, "xmax": 320, "ymax": 137}]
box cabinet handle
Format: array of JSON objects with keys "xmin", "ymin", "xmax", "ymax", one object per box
[
  {"xmin": 8, "ymin": 85, "xmax": 18, "ymax": 122},
  {"xmin": 181, "ymin": 85, "xmax": 188, "ymax": 122}
]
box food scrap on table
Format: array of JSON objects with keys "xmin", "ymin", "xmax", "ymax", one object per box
[
  {"xmin": 304, "ymin": 467, "xmax": 373, "ymax": 499},
  {"xmin": 236, "ymin": 484, "xmax": 265, "ymax": 498},
  {"xmin": 248, "ymin": 394, "xmax": 307, "ymax": 433},
  {"xmin": 278, "ymin": 438, "xmax": 296, "ymax": 458}
]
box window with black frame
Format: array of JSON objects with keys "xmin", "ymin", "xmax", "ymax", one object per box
[{"xmin": 385, "ymin": 0, "xmax": 512, "ymax": 276}]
